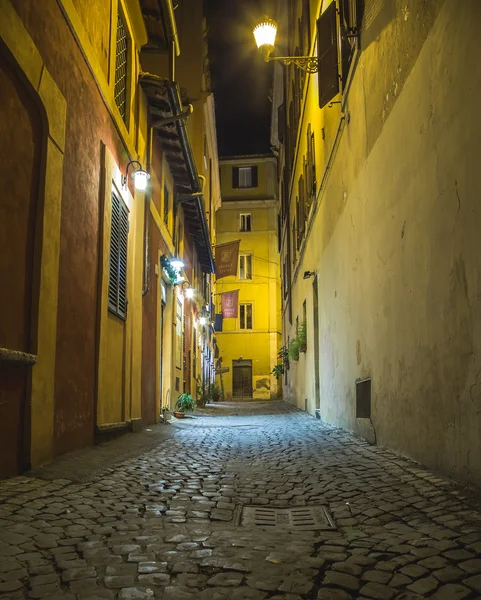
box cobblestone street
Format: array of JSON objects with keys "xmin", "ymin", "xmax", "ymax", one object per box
[{"xmin": 1, "ymin": 402, "xmax": 481, "ymax": 600}]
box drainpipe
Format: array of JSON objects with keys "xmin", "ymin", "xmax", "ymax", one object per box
[
  {"xmin": 142, "ymin": 125, "xmax": 153, "ymax": 297},
  {"xmin": 160, "ymin": 0, "xmax": 180, "ymax": 79}
]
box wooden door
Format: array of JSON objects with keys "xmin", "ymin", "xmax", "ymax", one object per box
[
  {"xmin": 232, "ymin": 361, "xmax": 252, "ymax": 399},
  {"xmin": 0, "ymin": 52, "xmax": 43, "ymax": 477}
]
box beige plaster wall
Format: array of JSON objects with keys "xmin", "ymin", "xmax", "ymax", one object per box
[{"xmin": 289, "ymin": 0, "xmax": 481, "ymax": 485}]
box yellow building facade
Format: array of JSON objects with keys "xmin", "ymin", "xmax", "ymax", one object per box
[{"xmin": 215, "ymin": 155, "xmax": 282, "ymax": 401}]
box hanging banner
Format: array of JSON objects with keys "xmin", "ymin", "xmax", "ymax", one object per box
[
  {"xmin": 221, "ymin": 290, "xmax": 239, "ymax": 318},
  {"xmin": 214, "ymin": 240, "xmax": 240, "ymax": 279}
]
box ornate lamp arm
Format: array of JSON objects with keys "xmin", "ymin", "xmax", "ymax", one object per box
[{"xmin": 269, "ymin": 56, "xmax": 319, "ymax": 74}]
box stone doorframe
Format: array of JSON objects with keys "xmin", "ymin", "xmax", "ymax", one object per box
[{"xmin": 0, "ymin": 2, "xmax": 66, "ymax": 467}]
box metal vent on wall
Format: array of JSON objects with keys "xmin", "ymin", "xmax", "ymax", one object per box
[
  {"xmin": 240, "ymin": 506, "xmax": 335, "ymax": 531},
  {"xmin": 356, "ymin": 378, "xmax": 371, "ymax": 418}
]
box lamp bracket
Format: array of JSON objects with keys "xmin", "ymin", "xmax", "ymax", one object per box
[
  {"xmin": 270, "ymin": 55, "xmax": 319, "ymax": 74},
  {"xmin": 122, "ymin": 160, "xmax": 142, "ymax": 187}
]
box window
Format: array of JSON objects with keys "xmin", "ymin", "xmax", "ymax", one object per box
[
  {"xmin": 306, "ymin": 124, "xmax": 316, "ymax": 211},
  {"xmin": 240, "ymin": 213, "xmax": 252, "ymax": 232},
  {"xmin": 340, "ymin": 0, "xmax": 361, "ymax": 90},
  {"xmin": 114, "ymin": 11, "xmax": 129, "ymax": 122},
  {"xmin": 163, "ymin": 185, "xmax": 169, "ymax": 227},
  {"xmin": 239, "ymin": 304, "xmax": 253, "ymax": 330},
  {"xmin": 232, "ymin": 166, "xmax": 258, "ymax": 189},
  {"xmin": 108, "ymin": 190, "xmax": 129, "ymax": 320},
  {"xmin": 239, "ymin": 254, "xmax": 252, "ymax": 280},
  {"xmin": 317, "ymin": 0, "xmax": 361, "ymax": 108},
  {"xmin": 297, "ymin": 174, "xmax": 306, "ymax": 247}
]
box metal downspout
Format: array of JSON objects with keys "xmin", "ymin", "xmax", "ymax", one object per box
[{"xmin": 142, "ymin": 124, "xmax": 152, "ymax": 297}]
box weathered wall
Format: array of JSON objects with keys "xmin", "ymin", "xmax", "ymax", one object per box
[{"xmin": 289, "ymin": 0, "xmax": 481, "ymax": 486}]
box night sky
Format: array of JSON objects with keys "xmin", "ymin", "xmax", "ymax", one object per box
[{"xmin": 205, "ymin": 0, "xmax": 274, "ymax": 157}]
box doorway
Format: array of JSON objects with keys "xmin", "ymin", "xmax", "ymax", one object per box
[
  {"xmin": 0, "ymin": 52, "xmax": 44, "ymax": 476},
  {"xmin": 232, "ymin": 359, "xmax": 252, "ymax": 399},
  {"xmin": 313, "ymin": 276, "xmax": 321, "ymax": 418}
]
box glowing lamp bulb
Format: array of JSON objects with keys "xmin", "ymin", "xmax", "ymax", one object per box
[
  {"xmin": 253, "ymin": 17, "xmax": 277, "ymax": 61},
  {"xmin": 199, "ymin": 316, "xmax": 207, "ymax": 326},
  {"xmin": 170, "ymin": 258, "xmax": 185, "ymax": 269},
  {"xmin": 185, "ymin": 288, "xmax": 195, "ymax": 299},
  {"xmin": 131, "ymin": 169, "xmax": 150, "ymax": 191}
]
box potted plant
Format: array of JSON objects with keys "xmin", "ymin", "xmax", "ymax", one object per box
[
  {"xmin": 288, "ymin": 337, "xmax": 300, "ymax": 362},
  {"xmin": 271, "ymin": 363, "xmax": 284, "ymax": 379},
  {"xmin": 278, "ymin": 344, "xmax": 289, "ymax": 370},
  {"xmin": 174, "ymin": 393, "xmax": 196, "ymax": 418}
]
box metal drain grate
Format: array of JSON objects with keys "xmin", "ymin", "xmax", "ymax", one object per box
[{"xmin": 240, "ymin": 506, "xmax": 335, "ymax": 531}]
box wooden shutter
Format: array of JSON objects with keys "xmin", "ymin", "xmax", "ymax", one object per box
[
  {"xmin": 298, "ymin": 174, "xmax": 306, "ymax": 242},
  {"xmin": 232, "ymin": 167, "xmax": 239, "ymax": 188},
  {"xmin": 108, "ymin": 190, "xmax": 128, "ymax": 320},
  {"xmin": 317, "ymin": 2, "xmax": 340, "ymax": 108},
  {"xmin": 251, "ymin": 166, "xmax": 258, "ymax": 187},
  {"xmin": 118, "ymin": 201, "xmax": 128, "ymax": 318},
  {"xmin": 277, "ymin": 102, "xmax": 285, "ymax": 143}
]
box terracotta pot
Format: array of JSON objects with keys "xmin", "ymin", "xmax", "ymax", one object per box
[{"xmin": 173, "ymin": 411, "xmax": 185, "ymax": 419}]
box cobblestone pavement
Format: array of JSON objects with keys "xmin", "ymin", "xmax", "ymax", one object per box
[{"xmin": 2, "ymin": 401, "xmax": 481, "ymax": 600}]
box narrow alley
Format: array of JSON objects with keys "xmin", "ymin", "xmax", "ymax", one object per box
[{"xmin": 1, "ymin": 402, "xmax": 481, "ymax": 600}]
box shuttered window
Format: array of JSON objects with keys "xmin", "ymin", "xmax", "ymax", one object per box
[
  {"xmin": 108, "ymin": 191, "xmax": 129, "ymax": 320},
  {"xmin": 239, "ymin": 304, "xmax": 253, "ymax": 330},
  {"xmin": 240, "ymin": 213, "xmax": 252, "ymax": 232},
  {"xmin": 114, "ymin": 12, "xmax": 129, "ymax": 122},
  {"xmin": 232, "ymin": 166, "xmax": 258, "ymax": 189},
  {"xmin": 239, "ymin": 254, "xmax": 253, "ymax": 280},
  {"xmin": 317, "ymin": 2, "xmax": 340, "ymax": 108}
]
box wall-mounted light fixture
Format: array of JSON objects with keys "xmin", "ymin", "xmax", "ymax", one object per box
[
  {"xmin": 184, "ymin": 287, "xmax": 195, "ymax": 299},
  {"xmin": 122, "ymin": 160, "xmax": 150, "ymax": 191},
  {"xmin": 303, "ymin": 270, "xmax": 315, "ymax": 279},
  {"xmin": 160, "ymin": 254, "xmax": 185, "ymax": 286},
  {"xmin": 253, "ymin": 16, "xmax": 319, "ymax": 73}
]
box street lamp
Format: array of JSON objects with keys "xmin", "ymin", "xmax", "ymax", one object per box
[
  {"xmin": 253, "ymin": 16, "xmax": 319, "ymax": 73},
  {"xmin": 122, "ymin": 160, "xmax": 150, "ymax": 191}
]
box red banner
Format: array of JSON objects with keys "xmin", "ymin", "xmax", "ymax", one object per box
[
  {"xmin": 221, "ymin": 290, "xmax": 239, "ymax": 318},
  {"xmin": 215, "ymin": 240, "xmax": 240, "ymax": 279}
]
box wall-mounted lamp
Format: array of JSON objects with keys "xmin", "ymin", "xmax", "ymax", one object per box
[
  {"xmin": 253, "ymin": 16, "xmax": 319, "ymax": 73},
  {"xmin": 199, "ymin": 316, "xmax": 207, "ymax": 326},
  {"xmin": 303, "ymin": 271, "xmax": 315, "ymax": 279},
  {"xmin": 185, "ymin": 287, "xmax": 195, "ymax": 299},
  {"xmin": 122, "ymin": 160, "xmax": 150, "ymax": 191}
]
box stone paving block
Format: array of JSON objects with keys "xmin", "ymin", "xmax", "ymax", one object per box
[
  {"xmin": 317, "ymin": 589, "xmax": 352, "ymax": 600},
  {"xmin": 118, "ymin": 587, "xmax": 154, "ymax": 600},
  {"xmin": 61, "ymin": 567, "xmax": 97, "ymax": 582},
  {"xmin": 322, "ymin": 571, "xmax": 360, "ymax": 592},
  {"xmin": 463, "ymin": 573, "xmax": 481, "ymax": 592},
  {"xmin": 406, "ymin": 575, "xmax": 439, "ymax": 595},
  {"xmin": 358, "ymin": 581, "xmax": 395, "ymax": 599},
  {"xmin": 430, "ymin": 583, "xmax": 472, "ymax": 599},
  {"xmin": 68, "ymin": 578, "xmax": 100, "ymax": 594}
]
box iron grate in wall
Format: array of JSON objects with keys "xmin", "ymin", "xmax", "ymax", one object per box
[
  {"xmin": 114, "ymin": 12, "xmax": 128, "ymax": 122},
  {"xmin": 240, "ymin": 505, "xmax": 335, "ymax": 531}
]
